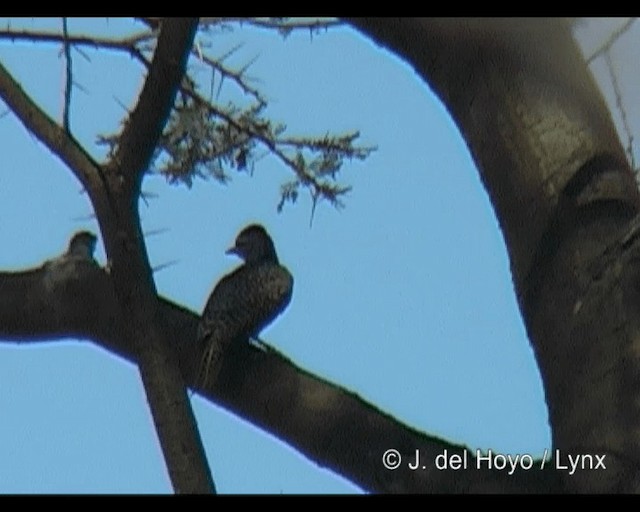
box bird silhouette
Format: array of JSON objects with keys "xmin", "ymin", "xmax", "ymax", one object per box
[
  {"xmin": 196, "ymin": 224, "xmax": 293, "ymax": 389},
  {"xmin": 65, "ymin": 231, "xmax": 97, "ymax": 260},
  {"xmin": 42, "ymin": 231, "xmax": 98, "ymax": 286}
]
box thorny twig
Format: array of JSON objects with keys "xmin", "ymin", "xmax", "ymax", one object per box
[
  {"xmin": 2, "ymin": 18, "xmax": 372, "ymax": 213},
  {"xmin": 180, "ymin": 86, "xmax": 370, "ymax": 207},
  {"xmin": 0, "ymin": 28, "xmax": 154, "ymax": 66},
  {"xmin": 199, "ymin": 17, "xmax": 343, "ymax": 35},
  {"xmin": 61, "ymin": 18, "xmax": 72, "ymax": 133}
]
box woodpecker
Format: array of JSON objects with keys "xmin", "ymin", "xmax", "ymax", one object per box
[
  {"xmin": 197, "ymin": 224, "xmax": 293, "ymax": 388},
  {"xmin": 65, "ymin": 231, "xmax": 97, "ymax": 260}
]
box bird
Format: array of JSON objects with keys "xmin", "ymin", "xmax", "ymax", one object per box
[
  {"xmin": 196, "ymin": 224, "xmax": 293, "ymax": 389},
  {"xmin": 42, "ymin": 231, "xmax": 99, "ymax": 289},
  {"xmin": 65, "ymin": 231, "xmax": 98, "ymax": 260}
]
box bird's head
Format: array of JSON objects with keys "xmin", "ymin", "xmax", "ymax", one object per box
[
  {"xmin": 66, "ymin": 231, "xmax": 98, "ymax": 260},
  {"xmin": 226, "ymin": 224, "xmax": 279, "ymax": 264}
]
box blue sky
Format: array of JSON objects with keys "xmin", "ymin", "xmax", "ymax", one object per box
[{"xmin": 0, "ymin": 18, "xmax": 630, "ymax": 494}]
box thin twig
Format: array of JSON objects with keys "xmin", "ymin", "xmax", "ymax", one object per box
[
  {"xmin": 143, "ymin": 227, "xmax": 169, "ymax": 238},
  {"xmin": 151, "ymin": 259, "xmax": 179, "ymax": 273},
  {"xmin": 199, "ymin": 17, "xmax": 342, "ymax": 33},
  {"xmin": 279, "ymin": 134, "xmax": 374, "ymax": 158},
  {"xmin": 0, "ymin": 29, "xmax": 153, "ymax": 68},
  {"xmin": 309, "ymin": 191, "xmax": 319, "ymax": 228},
  {"xmin": 604, "ymin": 50, "xmax": 636, "ymax": 170},
  {"xmin": 196, "ymin": 48, "xmax": 266, "ymax": 105},
  {"xmin": 62, "ymin": 18, "xmax": 72, "ymax": 133},
  {"xmin": 586, "ymin": 18, "xmax": 636, "ymax": 64},
  {"xmin": 181, "ymin": 84, "xmax": 360, "ymax": 199}
]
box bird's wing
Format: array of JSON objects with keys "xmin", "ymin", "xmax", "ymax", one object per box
[
  {"xmin": 195, "ymin": 264, "xmax": 293, "ymax": 389},
  {"xmin": 252, "ymin": 264, "xmax": 294, "ymax": 330},
  {"xmin": 197, "ymin": 264, "xmax": 293, "ymax": 344},
  {"xmin": 196, "ymin": 267, "xmax": 243, "ymax": 344}
]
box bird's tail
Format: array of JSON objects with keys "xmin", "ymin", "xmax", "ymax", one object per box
[{"xmin": 194, "ymin": 340, "xmax": 223, "ymax": 392}]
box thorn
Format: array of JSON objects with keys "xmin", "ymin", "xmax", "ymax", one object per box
[
  {"xmin": 217, "ymin": 42, "xmax": 243, "ymax": 63},
  {"xmin": 151, "ymin": 259, "xmax": 179, "ymax": 274},
  {"xmin": 238, "ymin": 54, "xmax": 260, "ymax": 76},
  {"xmin": 143, "ymin": 227, "xmax": 170, "ymax": 238},
  {"xmin": 309, "ymin": 190, "xmax": 319, "ymax": 228}
]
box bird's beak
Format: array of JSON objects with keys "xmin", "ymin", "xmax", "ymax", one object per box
[{"xmin": 225, "ymin": 246, "xmax": 239, "ymax": 256}]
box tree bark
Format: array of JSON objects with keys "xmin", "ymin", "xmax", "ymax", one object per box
[{"xmin": 347, "ymin": 17, "xmax": 640, "ymax": 492}]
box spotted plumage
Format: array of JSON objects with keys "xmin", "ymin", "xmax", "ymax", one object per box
[{"xmin": 196, "ymin": 224, "xmax": 293, "ymax": 388}]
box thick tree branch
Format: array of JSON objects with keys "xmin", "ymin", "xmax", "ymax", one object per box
[
  {"xmin": 91, "ymin": 18, "xmax": 214, "ymax": 494},
  {"xmin": 0, "ymin": 256, "xmax": 559, "ymax": 493},
  {"xmin": 0, "ymin": 61, "xmax": 103, "ymax": 195}
]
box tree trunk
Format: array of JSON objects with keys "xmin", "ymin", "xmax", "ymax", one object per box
[{"xmin": 348, "ymin": 17, "xmax": 640, "ymax": 492}]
